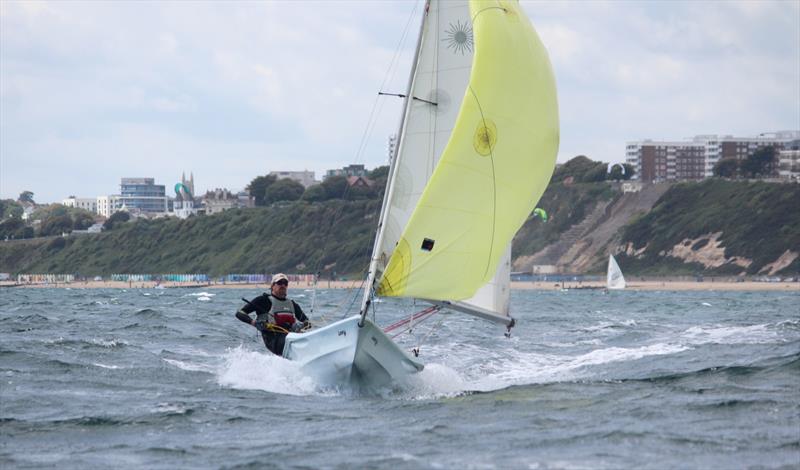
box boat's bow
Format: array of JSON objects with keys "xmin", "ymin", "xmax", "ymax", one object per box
[{"xmin": 282, "ymin": 316, "xmax": 423, "ymax": 388}]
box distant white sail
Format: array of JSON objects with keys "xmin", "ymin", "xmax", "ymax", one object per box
[{"xmin": 607, "ymin": 255, "xmax": 626, "ymax": 290}]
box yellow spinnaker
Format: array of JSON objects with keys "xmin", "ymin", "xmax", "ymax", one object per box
[{"xmin": 377, "ymin": 0, "xmax": 559, "ymax": 300}]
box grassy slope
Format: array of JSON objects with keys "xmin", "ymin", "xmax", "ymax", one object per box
[{"xmin": 0, "ymin": 200, "xmax": 379, "ymax": 277}]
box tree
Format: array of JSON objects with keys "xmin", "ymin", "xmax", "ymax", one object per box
[
  {"xmin": 608, "ymin": 164, "xmax": 626, "ymax": 181},
  {"xmin": 368, "ymin": 166, "xmax": 389, "ymax": 198},
  {"xmin": 18, "ymin": 191, "xmax": 34, "ymax": 204},
  {"xmin": 247, "ymin": 175, "xmax": 277, "ymax": 206},
  {"xmin": 264, "ymin": 178, "xmax": 305, "ymax": 205},
  {"xmin": 301, "ymin": 184, "xmax": 327, "ymax": 202},
  {"xmin": 39, "ymin": 214, "xmax": 73, "ymax": 236},
  {"xmin": 551, "ymin": 155, "xmax": 608, "ymax": 183},
  {"xmin": 740, "ymin": 146, "xmax": 777, "ymax": 178},
  {"xmin": 622, "ymin": 164, "xmax": 636, "ymax": 180},
  {"xmin": 321, "ymin": 175, "xmax": 348, "ymax": 199},
  {"xmin": 0, "ymin": 218, "xmax": 32, "ymax": 240},
  {"xmin": 73, "ymin": 212, "xmax": 95, "ymax": 230},
  {"xmin": 713, "ymin": 158, "xmax": 739, "ymax": 178},
  {"xmin": 346, "ymin": 184, "xmax": 376, "ymax": 200},
  {"xmin": 0, "ymin": 199, "xmax": 23, "ymax": 219},
  {"xmin": 103, "ymin": 211, "xmax": 130, "ymax": 231}
]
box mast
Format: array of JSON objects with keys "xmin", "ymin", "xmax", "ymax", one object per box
[{"xmin": 359, "ymin": 0, "xmax": 430, "ymax": 325}]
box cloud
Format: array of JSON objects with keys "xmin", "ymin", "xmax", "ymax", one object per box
[{"xmin": 1, "ymin": 0, "xmax": 797, "ymax": 202}]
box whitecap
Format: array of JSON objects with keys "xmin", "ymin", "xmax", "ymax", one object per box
[
  {"xmin": 216, "ymin": 345, "xmax": 318, "ymax": 396},
  {"xmin": 91, "ymin": 338, "xmax": 128, "ymax": 348},
  {"xmin": 702, "ymin": 302, "xmax": 712, "ymax": 307},
  {"xmin": 681, "ymin": 324, "xmax": 778, "ymax": 345},
  {"xmin": 197, "ymin": 296, "xmax": 212, "ymax": 302},
  {"xmin": 93, "ymin": 363, "xmax": 121, "ymax": 370},
  {"xmin": 186, "ymin": 292, "xmax": 215, "ymax": 297},
  {"xmin": 162, "ymin": 358, "xmax": 216, "ymax": 373}
]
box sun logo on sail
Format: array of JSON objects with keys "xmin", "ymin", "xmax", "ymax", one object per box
[{"xmin": 443, "ymin": 20, "xmax": 473, "ymax": 55}]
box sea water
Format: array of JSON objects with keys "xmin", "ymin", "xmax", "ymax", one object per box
[{"xmin": 1, "ymin": 287, "xmax": 798, "ymax": 469}]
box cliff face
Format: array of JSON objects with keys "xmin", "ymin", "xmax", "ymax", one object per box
[{"xmin": 512, "ymin": 179, "xmax": 800, "ymax": 276}]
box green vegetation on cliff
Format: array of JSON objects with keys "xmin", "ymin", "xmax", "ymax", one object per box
[
  {"xmin": 618, "ymin": 179, "xmax": 800, "ymax": 275},
  {"xmin": 0, "ymin": 200, "xmax": 380, "ymax": 277}
]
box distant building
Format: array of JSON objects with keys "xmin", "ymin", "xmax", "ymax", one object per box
[
  {"xmin": 95, "ymin": 177, "xmax": 169, "ymax": 217},
  {"xmin": 324, "ymin": 164, "xmax": 368, "ymax": 180},
  {"xmin": 778, "ymin": 145, "xmax": 800, "ymax": 181},
  {"xmin": 118, "ymin": 177, "xmax": 169, "ymax": 213},
  {"xmin": 20, "ymin": 204, "xmax": 35, "ymax": 221},
  {"xmin": 346, "ymin": 176, "xmax": 374, "ymax": 188},
  {"xmin": 269, "ymin": 170, "xmax": 318, "ymax": 188},
  {"xmin": 96, "ymin": 195, "xmax": 120, "ymax": 218},
  {"xmin": 203, "ymin": 188, "xmax": 253, "ymax": 215},
  {"xmin": 62, "ymin": 196, "xmax": 97, "ymax": 213},
  {"xmin": 626, "ymin": 131, "xmax": 800, "ymax": 182},
  {"xmin": 71, "ymin": 223, "xmax": 104, "ymax": 235},
  {"xmin": 174, "ymin": 172, "xmax": 197, "ymax": 219}
]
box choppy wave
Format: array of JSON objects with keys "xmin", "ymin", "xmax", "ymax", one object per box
[{"xmin": 680, "ymin": 323, "xmax": 782, "ymax": 345}]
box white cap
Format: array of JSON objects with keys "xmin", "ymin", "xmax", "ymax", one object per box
[{"xmin": 271, "ymin": 273, "xmax": 289, "ymax": 284}]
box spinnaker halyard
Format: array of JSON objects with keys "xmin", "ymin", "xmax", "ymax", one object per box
[{"xmin": 285, "ymin": 0, "xmax": 559, "ymax": 387}]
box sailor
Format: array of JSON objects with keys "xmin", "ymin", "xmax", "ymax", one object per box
[{"xmin": 235, "ymin": 273, "xmax": 309, "ymax": 355}]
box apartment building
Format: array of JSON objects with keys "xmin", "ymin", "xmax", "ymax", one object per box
[{"xmin": 627, "ymin": 131, "xmax": 800, "ymax": 182}]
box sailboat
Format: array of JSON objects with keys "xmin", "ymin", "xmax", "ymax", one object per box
[
  {"xmin": 282, "ymin": 0, "xmax": 559, "ymax": 387},
  {"xmin": 607, "ymin": 255, "xmax": 626, "ymax": 290}
]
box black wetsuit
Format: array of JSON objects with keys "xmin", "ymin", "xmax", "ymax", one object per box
[{"xmin": 235, "ymin": 293, "xmax": 308, "ymax": 355}]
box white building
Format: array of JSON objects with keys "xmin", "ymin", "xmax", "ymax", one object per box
[
  {"xmin": 269, "ymin": 170, "xmax": 317, "ymax": 188},
  {"xmin": 96, "ymin": 195, "xmax": 122, "ymax": 217},
  {"xmin": 62, "ymin": 196, "xmax": 97, "ymax": 213}
]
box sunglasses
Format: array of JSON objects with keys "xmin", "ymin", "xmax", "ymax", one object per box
[{"xmin": 274, "ymin": 280, "xmax": 289, "ymax": 286}]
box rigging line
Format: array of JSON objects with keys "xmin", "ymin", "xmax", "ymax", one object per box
[
  {"xmin": 471, "ymin": 5, "xmax": 507, "ymax": 24},
  {"xmin": 353, "ymin": 0, "xmax": 420, "ymax": 162},
  {"xmin": 414, "ymin": 314, "xmax": 446, "ymax": 355},
  {"xmin": 340, "ymin": 272, "xmax": 368, "ymax": 319},
  {"xmin": 468, "ymin": 85, "xmax": 498, "ymax": 280}
]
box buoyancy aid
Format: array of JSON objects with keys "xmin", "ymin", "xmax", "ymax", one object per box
[{"xmin": 255, "ymin": 295, "xmax": 297, "ymax": 330}]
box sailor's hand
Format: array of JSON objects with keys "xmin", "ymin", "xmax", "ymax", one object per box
[{"xmin": 291, "ymin": 321, "xmax": 305, "ymax": 333}]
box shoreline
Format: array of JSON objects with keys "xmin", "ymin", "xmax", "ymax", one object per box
[{"xmin": 1, "ymin": 280, "xmax": 798, "ymax": 292}]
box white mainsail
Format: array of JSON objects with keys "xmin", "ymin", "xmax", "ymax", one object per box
[{"xmin": 607, "ymin": 255, "xmax": 626, "ymax": 290}]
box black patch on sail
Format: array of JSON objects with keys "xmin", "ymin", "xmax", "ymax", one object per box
[{"xmin": 421, "ymin": 238, "xmax": 435, "ymax": 252}]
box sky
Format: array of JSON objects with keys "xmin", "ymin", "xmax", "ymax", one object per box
[{"xmin": 1, "ymin": 0, "xmax": 798, "ymax": 203}]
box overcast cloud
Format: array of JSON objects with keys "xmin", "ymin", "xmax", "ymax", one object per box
[{"xmin": 1, "ymin": 0, "xmax": 798, "ymax": 203}]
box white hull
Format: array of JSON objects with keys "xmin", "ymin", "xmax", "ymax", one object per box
[{"xmin": 282, "ymin": 316, "xmax": 424, "ymax": 388}]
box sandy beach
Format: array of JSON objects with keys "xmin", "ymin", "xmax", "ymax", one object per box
[{"xmin": 2, "ymin": 279, "xmax": 797, "ymax": 292}]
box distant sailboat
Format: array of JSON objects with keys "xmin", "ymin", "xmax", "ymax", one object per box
[
  {"xmin": 282, "ymin": 0, "xmax": 559, "ymax": 387},
  {"xmin": 607, "ymin": 255, "xmax": 626, "ymax": 290}
]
